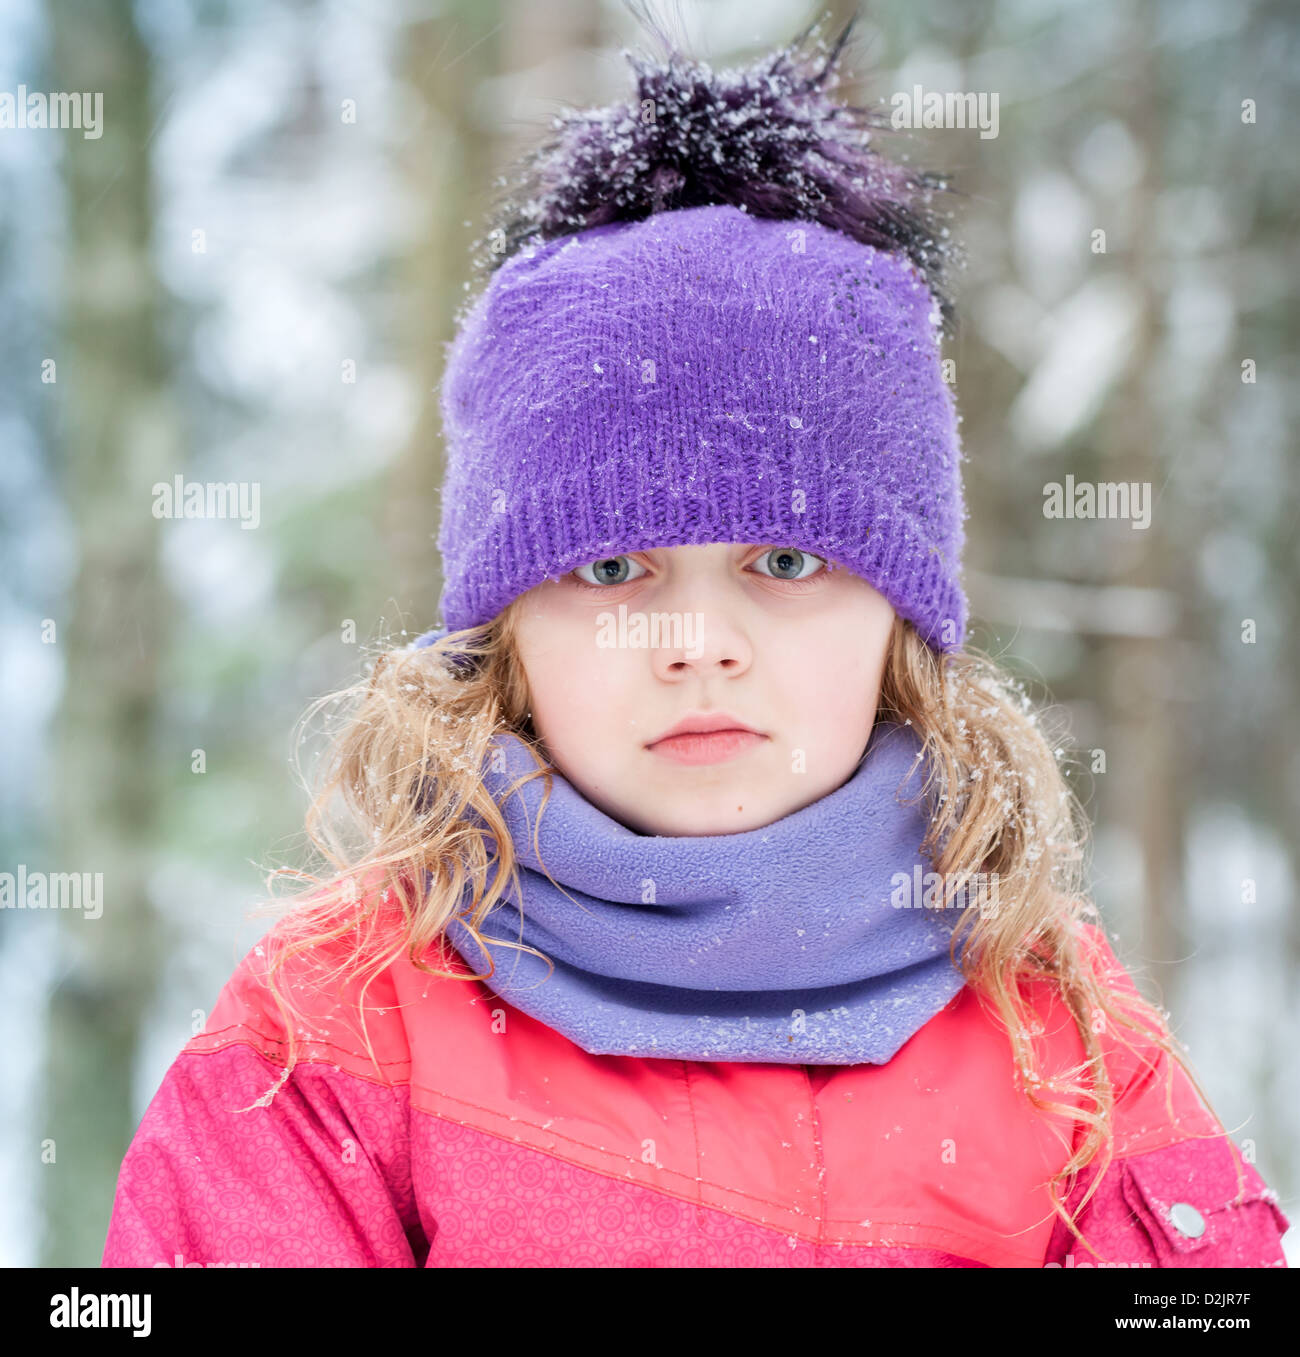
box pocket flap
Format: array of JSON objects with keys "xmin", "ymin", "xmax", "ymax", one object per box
[{"xmin": 1121, "ymin": 1136, "xmax": 1289, "ymax": 1265}]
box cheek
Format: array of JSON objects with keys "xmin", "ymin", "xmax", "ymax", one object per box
[
  {"xmin": 520, "ymin": 618, "xmax": 629, "ymax": 732},
  {"xmin": 778, "ymin": 625, "xmax": 886, "ymax": 724}
]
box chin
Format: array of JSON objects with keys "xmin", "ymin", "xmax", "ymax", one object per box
[{"xmin": 642, "ymin": 798, "xmax": 779, "ymax": 838}]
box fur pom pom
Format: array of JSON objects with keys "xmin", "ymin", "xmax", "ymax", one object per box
[{"xmin": 480, "ymin": 15, "xmax": 962, "ymax": 325}]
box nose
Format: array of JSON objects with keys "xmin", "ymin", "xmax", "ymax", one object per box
[{"xmin": 648, "ymin": 594, "xmax": 753, "ymax": 683}]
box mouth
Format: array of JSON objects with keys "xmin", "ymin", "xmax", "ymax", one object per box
[{"xmin": 645, "ymin": 726, "xmax": 768, "ymax": 767}]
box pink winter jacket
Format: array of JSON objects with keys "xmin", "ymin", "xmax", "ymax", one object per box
[{"xmin": 101, "ymin": 917, "xmax": 1290, "ymax": 1268}]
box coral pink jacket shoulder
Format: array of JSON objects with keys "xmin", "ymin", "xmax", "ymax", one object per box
[{"xmin": 102, "ymin": 920, "xmax": 1290, "ymax": 1268}]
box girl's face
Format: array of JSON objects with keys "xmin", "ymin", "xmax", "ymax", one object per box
[{"xmin": 510, "ymin": 543, "xmax": 895, "ymax": 836}]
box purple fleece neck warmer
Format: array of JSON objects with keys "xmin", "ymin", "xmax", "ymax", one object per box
[{"xmin": 422, "ymin": 670, "xmax": 968, "ymax": 1065}]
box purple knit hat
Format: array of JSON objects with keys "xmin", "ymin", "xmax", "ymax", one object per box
[{"xmin": 435, "ymin": 23, "xmax": 968, "ymax": 652}]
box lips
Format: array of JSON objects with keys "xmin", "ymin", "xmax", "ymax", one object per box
[
  {"xmin": 645, "ymin": 712, "xmax": 768, "ymax": 767},
  {"xmin": 645, "ymin": 712, "xmax": 763, "ymax": 746}
]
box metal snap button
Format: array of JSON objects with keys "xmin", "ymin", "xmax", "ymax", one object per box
[{"xmin": 1168, "ymin": 1202, "xmax": 1206, "ymax": 1238}]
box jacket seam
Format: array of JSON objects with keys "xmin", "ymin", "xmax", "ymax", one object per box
[
  {"xmin": 803, "ymin": 1067, "xmax": 826, "ymax": 1248},
  {"xmin": 411, "ymin": 1089, "xmax": 1027, "ymax": 1262},
  {"xmin": 179, "ymin": 1035, "xmax": 1043, "ymax": 1264},
  {"xmin": 681, "ymin": 1062, "xmax": 705, "ymax": 1210}
]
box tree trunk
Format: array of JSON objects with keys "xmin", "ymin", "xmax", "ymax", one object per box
[
  {"xmin": 1102, "ymin": 4, "xmax": 1189, "ymax": 998},
  {"xmin": 383, "ymin": 2, "xmax": 505, "ymax": 627},
  {"xmin": 40, "ymin": 0, "xmax": 176, "ymax": 1266}
]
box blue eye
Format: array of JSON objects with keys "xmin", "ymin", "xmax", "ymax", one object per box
[
  {"xmin": 749, "ymin": 547, "xmax": 826, "ymax": 581},
  {"xmin": 572, "ymin": 555, "xmax": 649, "ymax": 587}
]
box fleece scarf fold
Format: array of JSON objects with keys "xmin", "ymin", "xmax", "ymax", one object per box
[{"xmin": 416, "ymin": 633, "xmax": 967, "ymax": 1064}]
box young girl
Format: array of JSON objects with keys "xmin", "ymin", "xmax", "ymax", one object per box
[{"xmin": 102, "ymin": 22, "xmax": 1289, "ymax": 1269}]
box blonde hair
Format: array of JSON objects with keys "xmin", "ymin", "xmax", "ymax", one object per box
[{"xmin": 250, "ymin": 603, "xmax": 1224, "ymax": 1254}]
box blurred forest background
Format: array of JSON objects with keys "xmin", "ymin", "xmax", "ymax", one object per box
[{"xmin": 0, "ymin": 0, "xmax": 1296, "ymax": 1266}]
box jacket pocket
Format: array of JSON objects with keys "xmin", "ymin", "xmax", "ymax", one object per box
[{"xmin": 1120, "ymin": 1137, "xmax": 1290, "ymax": 1267}]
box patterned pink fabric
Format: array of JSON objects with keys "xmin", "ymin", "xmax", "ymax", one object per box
[
  {"xmin": 415, "ymin": 1109, "xmax": 973, "ymax": 1268},
  {"xmin": 102, "ymin": 1044, "xmax": 418, "ymax": 1267},
  {"xmin": 1042, "ymin": 1135, "xmax": 1289, "ymax": 1268},
  {"xmin": 102, "ymin": 1042, "xmax": 1290, "ymax": 1268}
]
